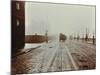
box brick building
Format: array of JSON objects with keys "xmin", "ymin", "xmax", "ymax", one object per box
[{"xmin": 11, "ymin": 1, "xmax": 25, "ymax": 56}]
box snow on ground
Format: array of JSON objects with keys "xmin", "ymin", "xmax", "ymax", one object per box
[
  {"xmin": 12, "ymin": 40, "xmax": 96, "ymax": 74},
  {"xmin": 24, "ymin": 43, "xmax": 43, "ymax": 49}
]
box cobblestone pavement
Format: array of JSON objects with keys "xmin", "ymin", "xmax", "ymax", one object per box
[{"xmin": 11, "ymin": 40, "xmax": 96, "ymax": 74}]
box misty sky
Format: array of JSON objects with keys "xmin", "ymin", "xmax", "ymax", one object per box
[{"xmin": 25, "ymin": 2, "xmax": 95, "ymax": 37}]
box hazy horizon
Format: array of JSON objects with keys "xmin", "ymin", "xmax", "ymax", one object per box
[{"xmin": 25, "ymin": 2, "xmax": 95, "ymax": 37}]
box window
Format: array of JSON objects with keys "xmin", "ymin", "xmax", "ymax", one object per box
[
  {"xmin": 16, "ymin": 19, "xmax": 20, "ymax": 26},
  {"xmin": 16, "ymin": 3, "xmax": 20, "ymax": 10}
]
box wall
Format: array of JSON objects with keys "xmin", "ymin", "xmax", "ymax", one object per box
[{"xmin": 25, "ymin": 35, "xmax": 46, "ymax": 43}]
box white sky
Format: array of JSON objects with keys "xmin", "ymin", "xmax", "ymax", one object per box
[{"xmin": 25, "ymin": 2, "xmax": 95, "ymax": 37}]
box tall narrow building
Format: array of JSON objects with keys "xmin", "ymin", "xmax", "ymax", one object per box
[{"xmin": 11, "ymin": 1, "xmax": 25, "ymax": 56}]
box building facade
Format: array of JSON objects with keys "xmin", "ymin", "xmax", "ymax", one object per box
[{"xmin": 11, "ymin": 1, "xmax": 25, "ymax": 56}]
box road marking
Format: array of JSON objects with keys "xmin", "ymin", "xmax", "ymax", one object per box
[{"xmin": 64, "ymin": 44, "xmax": 78, "ymax": 70}]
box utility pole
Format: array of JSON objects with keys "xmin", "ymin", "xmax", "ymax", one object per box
[
  {"xmin": 45, "ymin": 30, "xmax": 48, "ymax": 43},
  {"xmin": 85, "ymin": 28, "xmax": 88, "ymax": 41},
  {"xmin": 93, "ymin": 32, "xmax": 95, "ymax": 45}
]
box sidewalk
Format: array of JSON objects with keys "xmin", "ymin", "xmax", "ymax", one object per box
[{"xmin": 12, "ymin": 43, "xmax": 43, "ymax": 58}]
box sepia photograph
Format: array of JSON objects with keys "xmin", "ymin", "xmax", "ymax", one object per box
[{"xmin": 11, "ymin": 1, "xmax": 96, "ymax": 74}]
